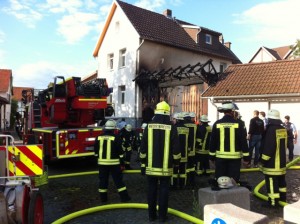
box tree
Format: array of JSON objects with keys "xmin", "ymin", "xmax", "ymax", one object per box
[
  {"xmin": 10, "ymin": 98, "xmax": 18, "ymax": 129},
  {"xmin": 291, "ymin": 39, "xmax": 300, "ymax": 57}
]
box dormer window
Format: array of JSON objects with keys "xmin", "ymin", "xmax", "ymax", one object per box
[{"xmin": 205, "ymin": 34, "xmax": 212, "ymax": 45}]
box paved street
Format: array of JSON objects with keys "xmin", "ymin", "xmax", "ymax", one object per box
[{"xmin": 1, "ymin": 131, "xmax": 293, "ymax": 223}]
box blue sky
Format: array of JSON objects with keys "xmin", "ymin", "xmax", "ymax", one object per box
[{"xmin": 0, "ymin": 0, "xmax": 299, "ymax": 89}]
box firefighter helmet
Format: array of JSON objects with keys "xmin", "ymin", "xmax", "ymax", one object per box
[
  {"xmin": 217, "ymin": 176, "xmax": 235, "ymax": 189},
  {"xmin": 217, "ymin": 101, "xmax": 239, "ymax": 112},
  {"xmin": 189, "ymin": 112, "xmax": 196, "ymax": 118},
  {"xmin": 155, "ymin": 101, "xmax": 170, "ymax": 115},
  {"xmin": 182, "ymin": 112, "xmax": 190, "ymax": 118},
  {"xmin": 141, "ymin": 123, "xmax": 147, "ymax": 129},
  {"xmin": 177, "ymin": 112, "xmax": 184, "ymax": 120},
  {"xmin": 105, "ymin": 119, "xmax": 116, "ymax": 129},
  {"xmin": 200, "ymin": 115, "xmax": 210, "ymax": 122},
  {"xmin": 125, "ymin": 124, "xmax": 132, "ymax": 132},
  {"xmin": 172, "ymin": 112, "xmax": 179, "ymax": 120},
  {"xmin": 268, "ymin": 109, "xmax": 280, "ymax": 120}
]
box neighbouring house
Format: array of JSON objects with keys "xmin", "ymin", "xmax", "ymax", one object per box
[
  {"xmin": 12, "ymin": 86, "xmax": 34, "ymax": 113},
  {"xmin": 0, "ymin": 69, "xmax": 13, "ymax": 131},
  {"xmin": 202, "ymin": 59, "xmax": 300, "ymax": 155},
  {"xmin": 249, "ymin": 44, "xmax": 299, "ymax": 63},
  {"xmin": 92, "ymin": 0, "xmax": 241, "ymax": 126}
]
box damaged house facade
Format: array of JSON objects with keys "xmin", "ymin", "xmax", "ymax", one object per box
[{"xmin": 93, "ymin": 0, "xmax": 240, "ymax": 126}]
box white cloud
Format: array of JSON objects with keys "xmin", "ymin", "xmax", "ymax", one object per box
[
  {"xmin": 13, "ymin": 60, "xmax": 97, "ymax": 88},
  {"xmin": 57, "ymin": 12, "xmax": 99, "ymax": 44},
  {"xmin": 234, "ymin": 0, "xmax": 300, "ymax": 45},
  {"xmin": 3, "ymin": 0, "xmax": 42, "ymax": 28},
  {"xmin": 44, "ymin": 0, "xmax": 83, "ymax": 14},
  {"xmin": 134, "ymin": 0, "xmax": 165, "ymax": 11}
]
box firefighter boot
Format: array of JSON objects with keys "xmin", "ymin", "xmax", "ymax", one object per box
[
  {"xmin": 99, "ymin": 193, "xmax": 108, "ymax": 203},
  {"xmin": 119, "ymin": 190, "xmax": 131, "ymax": 202}
]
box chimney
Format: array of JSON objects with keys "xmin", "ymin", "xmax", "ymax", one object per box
[
  {"xmin": 163, "ymin": 9, "xmax": 172, "ymax": 18},
  {"xmin": 224, "ymin": 42, "xmax": 231, "ymax": 49}
]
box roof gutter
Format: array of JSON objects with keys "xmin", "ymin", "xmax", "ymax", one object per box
[
  {"xmin": 202, "ymin": 93, "xmax": 300, "ymax": 100},
  {"xmin": 209, "ymin": 97, "xmax": 219, "ymax": 120}
]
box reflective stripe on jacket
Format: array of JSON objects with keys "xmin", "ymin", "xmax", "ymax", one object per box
[
  {"xmin": 94, "ymin": 130, "xmax": 124, "ymax": 166},
  {"xmin": 261, "ymin": 120, "xmax": 287, "ymax": 175},
  {"xmin": 140, "ymin": 114, "xmax": 181, "ymax": 176},
  {"xmin": 209, "ymin": 114, "xmax": 249, "ymax": 159}
]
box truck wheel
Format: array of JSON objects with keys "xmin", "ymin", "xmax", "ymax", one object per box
[
  {"xmin": 28, "ymin": 191, "xmax": 44, "ymax": 224},
  {"xmin": 21, "ymin": 185, "xmax": 30, "ymax": 224}
]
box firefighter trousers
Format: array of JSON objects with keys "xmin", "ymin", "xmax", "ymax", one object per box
[
  {"xmin": 195, "ymin": 153, "xmax": 210, "ymax": 175},
  {"xmin": 215, "ymin": 158, "xmax": 241, "ymax": 183},
  {"xmin": 98, "ymin": 165, "xmax": 130, "ymax": 202},
  {"xmin": 147, "ymin": 176, "xmax": 170, "ymax": 220},
  {"xmin": 265, "ymin": 174, "xmax": 286, "ymax": 206},
  {"xmin": 172, "ymin": 162, "xmax": 187, "ymax": 188}
]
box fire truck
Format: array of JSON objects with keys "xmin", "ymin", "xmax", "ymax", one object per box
[{"xmin": 22, "ymin": 76, "xmax": 114, "ymax": 161}]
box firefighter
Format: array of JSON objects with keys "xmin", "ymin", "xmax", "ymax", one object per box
[
  {"xmin": 139, "ymin": 101, "xmax": 181, "ymax": 222},
  {"xmin": 260, "ymin": 109, "xmax": 287, "ymax": 207},
  {"xmin": 135, "ymin": 123, "xmax": 147, "ymax": 162},
  {"xmin": 183, "ymin": 112, "xmax": 197, "ymax": 187},
  {"xmin": 94, "ymin": 119, "xmax": 131, "ymax": 203},
  {"xmin": 119, "ymin": 124, "xmax": 136, "ymax": 169},
  {"xmin": 195, "ymin": 115, "xmax": 212, "ymax": 176},
  {"xmin": 209, "ymin": 101, "xmax": 250, "ymax": 184},
  {"xmin": 172, "ymin": 112, "xmax": 189, "ymax": 189}
]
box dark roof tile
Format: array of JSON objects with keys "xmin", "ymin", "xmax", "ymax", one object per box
[{"xmin": 116, "ymin": 0, "xmax": 240, "ymax": 63}]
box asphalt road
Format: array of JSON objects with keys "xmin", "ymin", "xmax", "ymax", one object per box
[
  {"xmin": 3, "ymin": 131, "xmax": 295, "ymax": 223},
  {"xmin": 37, "ymin": 151, "xmax": 298, "ymax": 224}
]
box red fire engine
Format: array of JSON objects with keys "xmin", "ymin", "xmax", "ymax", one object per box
[{"xmin": 22, "ymin": 76, "xmax": 114, "ymax": 161}]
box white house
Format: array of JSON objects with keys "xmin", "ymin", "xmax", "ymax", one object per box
[
  {"xmin": 92, "ymin": 0, "xmax": 241, "ymax": 126},
  {"xmin": 249, "ymin": 44, "xmax": 298, "ymax": 63},
  {"xmin": 202, "ymin": 59, "xmax": 300, "ymax": 155}
]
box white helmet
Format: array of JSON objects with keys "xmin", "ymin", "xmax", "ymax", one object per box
[
  {"xmin": 105, "ymin": 119, "xmax": 116, "ymax": 129},
  {"xmin": 218, "ymin": 101, "xmax": 239, "ymax": 112},
  {"xmin": 177, "ymin": 112, "xmax": 185, "ymax": 120},
  {"xmin": 172, "ymin": 112, "xmax": 179, "ymax": 120},
  {"xmin": 189, "ymin": 112, "xmax": 196, "ymax": 118},
  {"xmin": 217, "ymin": 176, "xmax": 235, "ymax": 189},
  {"xmin": 141, "ymin": 123, "xmax": 147, "ymax": 129},
  {"xmin": 182, "ymin": 112, "xmax": 190, "ymax": 118},
  {"xmin": 268, "ymin": 109, "xmax": 280, "ymax": 120},
  {"xmin": 125, "ymin": 124, "xmax": 132, "ymax": 132},
  {"xmin": 200, "ymin": 115, "xmax": 210, "ymax": 122}
]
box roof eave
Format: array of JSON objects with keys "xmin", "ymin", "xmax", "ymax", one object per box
[
  {"xmin": 93, "ymin": 1, "xmax": 117, "ymax": 57},
  {"xmin": 202, "ymin": 93, "xmax": 300, "ymax": 99}
]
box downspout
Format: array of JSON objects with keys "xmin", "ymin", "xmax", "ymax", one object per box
[
  {"xmin": 209, "ymin": 97, "xmax": 219, "ymax": 120},
  {"xmin": 135, "ymin": 39, "xmax": 145, "ymax": 128}
]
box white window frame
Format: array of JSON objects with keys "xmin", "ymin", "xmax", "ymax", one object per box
[
  {"xmin": 119, "ymin": 85, "xmax": 126, "ymax": 105},
  {"xmin": 220, "ymin": 62, "xmax": 227, "ymax": 73},
  {"xmin": 119, "ymin": 48, "xmax": 126, "ymax": 68},
  {"xmin": 205, "ymin": 34, "xmax": 212, "ymax": 45},
  {"xmin": 108, "ymin": 53, "xmax": 114, "ymax": 70}
]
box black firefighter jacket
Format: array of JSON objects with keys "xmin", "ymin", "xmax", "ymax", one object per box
[
  {"xmin": 94, "ymin": 129, "xmax": 125, "ymax": 166},
  {"xmin": 260, "ymin": 119, "xmax": 287, "ymax": 176},
  {"xmin": 140, "ymin": 114, "xmax": 181, "ymax": 176},
  {"xmin": 209, "ymin": 114, "xmax": 249, "ymax": 159}
]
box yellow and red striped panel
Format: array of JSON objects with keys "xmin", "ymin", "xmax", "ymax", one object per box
[{"xmin": 7, "ymin": 145, "xmax": 43, "ymax": 176}]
